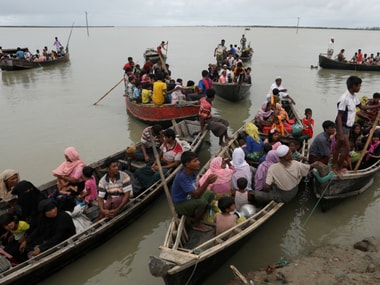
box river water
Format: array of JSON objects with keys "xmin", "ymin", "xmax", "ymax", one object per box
[{"xmin": 1, "ymin": 26, "xmax": 380, "ymax": 285}]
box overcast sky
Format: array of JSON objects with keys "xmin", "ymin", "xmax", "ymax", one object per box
[{"xmin": 1, "ymin": 0, "xmax": 379, "ymax": 28}]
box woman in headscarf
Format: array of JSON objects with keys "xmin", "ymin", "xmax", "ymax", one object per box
[
  {"xmin": 244, "ymin": 122, "xmax": 264, "ymax": 162},
  {"xmin": 198, "ymin": 157, "xmax": 235, "ymax": 198},
  {"xmin": 0, "ymin": 169, "xmax": 20, "ymax": 213},
  {"xmin": 52, "ymin": 146, "xmax": 86, "ymax": 190},
  {"xmin": 254, "ymin": 101, "xmax": 275, "ymax": 128},
  {"xmin": 11, "ymin": 181, "xmax": 46, "ymax": 226},
  {"xmin": 19, "ymin": 199, "xmax": 75, "ymax": 258},
  {"xmin": 231, "ymin": 147, "xmax": 254, "ymax": 191},
  {"xmin": 254, "ymin": 150, "xmax": 279, "ymax": 191}
]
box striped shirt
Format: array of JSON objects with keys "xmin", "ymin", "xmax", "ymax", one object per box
[{"xmin": 98, "ymin": 171, "xmax": 132, "ymax": 199}]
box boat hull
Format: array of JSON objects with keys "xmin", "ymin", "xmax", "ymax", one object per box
[
  {"xmin": 212, "ymin": 82, "xmax": 251, "ymax": 102},
  {"xmin": 318, "ymin": 54, "xmax": 380, "ymax": 71},
  {"xmin": 125, "ymin": 98, "xmax": 200, "ymax": 126},
  {"xmin": 0, "ymin": 52, "xmax": 70, "ymax": 71},
  {"xmin": 0, "ymin": 120, "xmax": 207, "ymax": 285},
  {"xmin": 311, "ymin": 161, "xmax": 380, "ymax": 211}
]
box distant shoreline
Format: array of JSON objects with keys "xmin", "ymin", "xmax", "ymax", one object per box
[{"xmin": 0, "ymin": 25, "xmax": 379, "ymax": 31}]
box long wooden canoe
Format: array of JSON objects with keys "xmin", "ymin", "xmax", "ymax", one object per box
[
  {"xmin": 0, "ymin": 119, "xmax": 206, "ymax": 285},
  {"xmin": 0, "ymin": 47, "xmax": 70, "ymax": 71},
  {"xmin": 125, "ymin": 98, "xmax": 200, "ymax": 126},
  {"xmin": 149, "ymin": 128, "xmax": 284, "ymax": 285},
  {"xmin": 318, "ymin": 53, "xmax": 380, "ymax": 71}
]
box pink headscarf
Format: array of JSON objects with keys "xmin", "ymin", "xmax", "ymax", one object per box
[
  {"xmin": 52, "ymin": 146, "xmax": 85, "ymax": 177},
  {"xmin": 198, "ymin": 157, "xmax": 235, "ymax": 187}
]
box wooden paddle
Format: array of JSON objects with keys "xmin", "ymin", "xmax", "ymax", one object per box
[
  {"xmin": 93, "ymin": 78, "xmax": 124, "ymax": 105},
  {"xmin": 354, "ymin": 110, "xmax": 380, "ymax": 172},
  {"xmin": 150, "ymin": 129, "xmax": 179, "ymax": 222}
]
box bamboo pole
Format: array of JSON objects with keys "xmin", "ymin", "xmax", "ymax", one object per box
[
  {"xmin": 150, "ymin": 129, "xmax": 179, "ymax": 222},
  {"xmin": 354, "ymin": 110, "xmax": 380, "ymax": 171},
  {"xmin": 93, "ymin": 78, "xmax": 124, "ymax": 105},
  {"xmin": 230, "ymin": 265, "xmax": 249, "ymax": 284}
]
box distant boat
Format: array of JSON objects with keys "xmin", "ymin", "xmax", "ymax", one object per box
[
  {"xmin": 0, "ymin": 47, "xmax": 70, "ymax": 71},
  {"xmin": 143, "ymin": 48, "xmax": 167, "ymax": 64},
  {"xmin": 212, "ymin": 82, "xmax": 251, "ymax": 102},
  {"xmin": 319, "ymin": 53, "xmax": 380, "ymax": 71}
]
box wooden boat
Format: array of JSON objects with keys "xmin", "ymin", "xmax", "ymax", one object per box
[
  {"xmin": 310, "ymin": 160, "xmax": 380, "ymax": 212},
  {"xmin": 0, "ymin": 119, "xmax": 206, "ymax": 285},
  {"xmin": 148, "ymin": 128, "xmax": 284, "ymax": 285},
  {"xmin": 240, "ymin": 47, "xmax": 253, "ymax": 62},
  {"xmin": 143, "ymin": 48, "xmax": 167, "ymax": 64},
  {"xmin": 0, "ymin": 47, "xmax": 70, "ymax": 71},
  {"xmin": 125, "ymin": 98, "xmax": 201, "ymax": 126},
  {"xmin": 212, "ymin": 82, "xmax": 251, "ymax": 102},
  {"xmin": 318, "ymin": 53, "xmax": 380, "ymax": 71}
]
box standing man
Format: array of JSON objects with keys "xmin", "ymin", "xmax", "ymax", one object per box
[
  {"xmin": 134, "ymin": 124, "xmax": 163, "ymax": 162},
  {"xmin": 214, "ymin": 39, "xmax": 227, "ymax": 66},
  {"xmin": 199, "ymin": 88, "xmax": 231, "ymax": 146},
  {"xmin": 97, "ymin": 157, "xmax": 132, "ymax": 219},
  {"xmin": 240, "ymin": 34, "xmax": 247, "ymax": 49},
  {"xmin": 198, "ymin": 70, "xmax": 213, "ymax": 94},
  {"xmin": 53, "ymin": 37, "xmax": 63, "ymax": 52},
  {"xmin": 333, "ymin": 76, "xmax": 380, "ymax": 175},
  {"xmin": 327, "ymin": 37, "xmax": 334, "ymax": 58}
]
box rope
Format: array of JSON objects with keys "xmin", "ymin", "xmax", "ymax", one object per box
[
  {"xmin": 184, "ymin": 257, "xmax": 200, "ymax": 285},
  {"xmin": 302, "ymin": 177, "xmax": 333, "ymax": 226}
]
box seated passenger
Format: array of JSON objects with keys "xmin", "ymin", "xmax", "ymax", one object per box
[
  {"xmin": 254, "ymin": 145, "xmax": 315, "ymax": 204},
  {"xmin": 11, "ymin": 180, "xmax": 46, "ymax": 225},
  {"xmin": 171, "ymin": 151, "xmax": 216, "ymax": 232},
  {"xmin": 141, "ymin": 82, "xmax": 152, "ymax": 104},
  {"xmin": 76, "ymin": 166, "xmax": 97, "ymax": 205},
  {"xmin": 134, "ymin": 129, "xmax": 183, "ymax": 189},
  {"xmin": 97, "ymin": 157, "xmax": 132, "ymax": 219},
  {"xmin": 289, "ymin": 140, "xmax": 305, "ymax": 161},
  {"xmin": 337, "ymin": 49, "xmax": 345, "ymax": 62},
  {"xmin": 232, "ymin": 177, "xmax": 254, "ymax": 212},
  {"xmin": 231, "ymin": 147, "xmax": 254, "ymax": 191},
  {"xmin": 263, "ymin": 130, "xmax": 282, "ymax": 150},
  {"xmin": 0, "ymin": 213, "xmax": 29, "ymax": 262},
  {"xmin": 254, "ymin": 101, "xmax": 275, "ymax": 130},
  {"xmin": 133, "ymin": 124, "xmax": 163, "ymax": 163},
  {"xmin": 52, "ymin": 146, "xmax": 86, "ymax": 190},
  {"xmin": 19, "ymin": 200, "xmax": 75, "ymax": 258},
  {"xmin": 308, "ymin": 120, "xmax": 336, "ymax": 165},
  {"xmin": 243, "ymin": 122, "xmax": 264, "ymax": 162},
  {"xmin": 360, "ymin": 131, "xmax": 380, "ymax": 169},
  {"xmin": 254, "ymin": 150, "xmax": 279, "ymax": 191},
  {"xmin": 0, "ymin": 169, "xmax": 20, "ymax": 213},
  {"xmin": 197, "ymin": 157, "xmax": 235, "ymax": 198},
  {"xmin": 214, "ymin": 196, "xmax": 237, "ymax": 235}
]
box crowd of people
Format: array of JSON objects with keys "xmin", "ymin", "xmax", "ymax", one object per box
[
  {"xmin": 326, "ymin": 38, "xmax": 380, "ymax": 65},
  {"xmin": 122, "ymin": 39, "xmax": 252, "ymax": 106},
  {"xmin": 0, "ymin": 37, "xmax": 66, "ymax": 63}
]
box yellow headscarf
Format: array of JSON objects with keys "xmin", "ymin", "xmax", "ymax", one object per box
[{"xmin": 244, "ymin": 122, "xmax": 260, "ymax": 143}]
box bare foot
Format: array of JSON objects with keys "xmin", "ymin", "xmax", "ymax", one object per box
[
  {"xmin": 332, "ymin": 168, "xmax": 344, "ymax": 180},
  {"xmin": 192, "ymin": 224, "xmax": 212, "ymax": 232}
]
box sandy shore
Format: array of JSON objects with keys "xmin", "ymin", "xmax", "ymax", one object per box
[{"xmin": 227, "ymin": 237, "xmax": 380, "ymax": 285}]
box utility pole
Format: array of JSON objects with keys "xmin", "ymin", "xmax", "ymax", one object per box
[
  {"xmin": 296, "ymin": 17, "xmax": 300, "ymax": 34},
  {"xmin": 85, "ymin": 11, "xmax": 89, "ymax": 37}
]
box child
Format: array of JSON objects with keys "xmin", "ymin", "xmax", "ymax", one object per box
[
  {"xmin": 141, "ymin": 82, "xmax": 152, "ymax": 104},
  {"xmin": 232, "ymin": 177, "xmax": 254, "ymax": 212},
  {"xmin": 77, "ymin": 166, "xmax": 98, "ymax": 205},
  {"xmin": 258, "ymin": 143, "xmax": 272, "ymax": 165},
  {"xmin": 300, "ymin": 108, "xmax": 314, "ymax": 141},
  {"xmin": 0, "ymin": 213, "xmax": 29, "ymax": 262},
  {"xmin": 289, "ymin": 140, "xmax": 305, "ymax": 161},
  {"xmin": 214, "ymin": 196, "xmax": 237, "ymax": 235}
]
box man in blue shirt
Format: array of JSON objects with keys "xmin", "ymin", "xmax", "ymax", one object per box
[
  {"xmin": 15, "ymin": 47, "xmax": 24, "ymax": 60},
  {"xmin": 171, "ymin": 151, "xmax": 216, "ymax": 232}
]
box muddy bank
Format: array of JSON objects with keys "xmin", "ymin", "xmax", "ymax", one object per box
[{"xmin": 227, "ymin": 238, "xmax": 380, "ymax": 285}]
